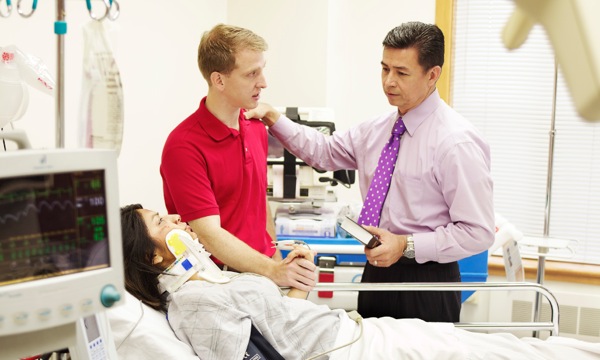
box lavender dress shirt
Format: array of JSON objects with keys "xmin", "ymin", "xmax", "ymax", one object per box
[{"xmin": 268, "ymin": 89, "xmax": 494, "ymax": 263}]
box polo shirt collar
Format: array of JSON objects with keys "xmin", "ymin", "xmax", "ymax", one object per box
[{"xmin": 197, "ymin": 97, "xmax": 246, "ymax": 141}]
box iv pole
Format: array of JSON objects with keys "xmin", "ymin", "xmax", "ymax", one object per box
[
  {"xmin": 53, "ymin": 0, "xmax": 118, "ymax": 148},
  {"xmin": 533, "ymin": 59, "xmax": 559, "ymax": 338},
  {"xmin": 55, "ymin": 0, "xmax": 65, "ymax": 148},
  {"xmin": 502, "ymin": 5, "xmax": 575, "ymax": 339}
]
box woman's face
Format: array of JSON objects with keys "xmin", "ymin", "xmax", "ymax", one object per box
[{"xmin": 137, "ymin": 209, "xmax": 197, "ymax": 265}]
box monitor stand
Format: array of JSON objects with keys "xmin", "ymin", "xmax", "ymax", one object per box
[{"xmin": 0, "ymin": 312, "xmax": 117, "ymax": 360}]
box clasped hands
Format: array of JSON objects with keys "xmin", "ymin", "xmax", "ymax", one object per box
[{"xmin": 275, "ymin": 245, "xmax": 317, "ymax": 293}]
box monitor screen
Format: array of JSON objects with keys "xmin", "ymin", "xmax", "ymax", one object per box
[
  {"xmin": 0, "ymin": 169, "xmax": 110, "ymax": 286},
  {"xmin": 0, "ymin": 148, "xmax": 124, "ymax": 340}
]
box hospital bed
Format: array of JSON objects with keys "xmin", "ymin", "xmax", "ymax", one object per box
[{"xmin": 107, "ymin": 280, "xmax": 560, "ymax": 359}]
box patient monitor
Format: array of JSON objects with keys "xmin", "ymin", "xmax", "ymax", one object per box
[
  {"xmin": 504, "ymin": 0, "xmax": 600, "ymax": 121},
  {"xmin": 0, "ymin": 149, "xmax": 124, "ymax": 359}
]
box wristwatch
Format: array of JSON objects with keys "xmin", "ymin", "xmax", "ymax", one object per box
[{"xmin": 403, "ymin": 234, "xmax": 415, "ymax": 259}]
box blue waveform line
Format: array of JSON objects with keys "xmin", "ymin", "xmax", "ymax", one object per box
[{"xmin": 0, "ymin": 200, "xmax": 76, "ymax": 225}]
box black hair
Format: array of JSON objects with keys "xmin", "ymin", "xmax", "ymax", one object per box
[
  {"xmin": 120, "ymin": 204, "xmax": 168, "ymax": 313},
  {"xmin": 383, "ymin": 21, "xmax": 445, "ymax": 71}
]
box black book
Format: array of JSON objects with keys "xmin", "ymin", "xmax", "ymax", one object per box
[{"xmin": 340, "ymin": 216, "xmax": 381, "ymax": 249}]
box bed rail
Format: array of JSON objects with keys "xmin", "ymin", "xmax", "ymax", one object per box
[{"xmin": 313, "ymin": 281, "xmax": 560, "ymax": 335}]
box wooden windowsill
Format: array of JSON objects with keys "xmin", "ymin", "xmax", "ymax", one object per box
[{"xmin": 488, "ymin": 255, "xmax": 600, "ymax": 286}]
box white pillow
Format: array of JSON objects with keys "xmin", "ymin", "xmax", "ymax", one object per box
[{"xmin": 107, "ymin": 291, "xmax": 199, "ymax": 359}]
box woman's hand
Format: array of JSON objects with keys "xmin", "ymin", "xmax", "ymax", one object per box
[
  {"xmin": 283, "ymin": 245, "xmax": 317, "ymax": 299},
  {"xmin": 283, "ymin": 245, "xmax": 316, "ymax": 264}
]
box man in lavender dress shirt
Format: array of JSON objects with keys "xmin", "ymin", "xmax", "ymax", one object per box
[{"xmin": 245, "ymin": 22, "xmax": 494, "ymax": 322}]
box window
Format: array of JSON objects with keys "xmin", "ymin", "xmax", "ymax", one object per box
[{"xmin": 451, "ymin": 0, "xmax": 600, "ymax": 264}]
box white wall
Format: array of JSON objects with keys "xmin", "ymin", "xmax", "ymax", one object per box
[{"xmin": 0, "ymin": 0, "xmax": 435, "ymax": 212}]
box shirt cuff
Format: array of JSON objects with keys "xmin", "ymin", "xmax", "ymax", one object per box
[
  {"xmin": 414, "ymin": 232, "xmax": 437, "ymax": 263},
  {"xmin": 270, "ymin": 114, "xmax": 293, "ymax": 135}
]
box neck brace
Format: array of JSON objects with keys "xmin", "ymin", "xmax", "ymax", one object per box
[{"xmin": 157, "ymin": 229, "xmax": 230, "ymax": 294}]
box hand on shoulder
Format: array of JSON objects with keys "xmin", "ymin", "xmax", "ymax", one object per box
[{"xmin": 244, "ymin": 103, "xmax": 281, "ymax": 126}]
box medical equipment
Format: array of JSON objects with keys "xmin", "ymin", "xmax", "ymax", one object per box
[
  {"xmin": 274, "ymin": 203, "xmax": 337, "ymax": 237},
  {"xmin": 0, "ymin": 148, "xmax": 124, "ymax": 359},
  {"xmin": 504, "ymin": 0, "xmax": 600, "ymax": 121},
  {"xmin": 0, "ymin": 45, "xmax": 53, "ymax": 152},
  {"xmin": 0, "ymin": 127, "xmax": 31, "ymax": 149},
  {"xmin": 157, "ymin": 229, "xmax": 230, "ymax": 294},
  {"xmin": 0, "ymin": 0, "xmax": 11, "ymax": 17},
  {"xmin": 0, "ymin": 45, "xmax": 54, "ymax": 128},
  {"xmin": 16, "ymin": 0, "xmax": 36, "ymax": 18},
  {"xmin": 0, "ymin": 0, "xmax": 37, "ymax": 18},
  {"xmin": 267, "ymin": 107, "xmax": 355, "ymax": 202},
  {"xmin": 0, "ymin": 1, "xmax": 121, "ymax": 148},
  {"xmin": 78, "ymin": 19, "xmax": 124, "ymax": 155},
  {"xmin": 86, "ymin": 0, "xmax": 120, "ymax": 22}
]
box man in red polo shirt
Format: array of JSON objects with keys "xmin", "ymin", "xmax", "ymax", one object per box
[{"xmin": 160, "ymin": 24, "xmax": 316, "ymax": 291}]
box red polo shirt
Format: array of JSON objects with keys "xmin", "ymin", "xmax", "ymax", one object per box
[{"xmin": 161, "ymin": 97, "xmax": 274, "ymax": 263}]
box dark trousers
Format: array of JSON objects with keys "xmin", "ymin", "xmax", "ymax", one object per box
[{"xmin": 357, "ymin": 257, "xmax": 461, "ymax": 322}]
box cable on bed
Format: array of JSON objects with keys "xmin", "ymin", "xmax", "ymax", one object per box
[
  {"xmin": 115, "ymin": 299, "xmax": 145, "ymax": 350},
  {"xmin": 305, "ymin": 310, "xmax": 364, "ymax": 360}
]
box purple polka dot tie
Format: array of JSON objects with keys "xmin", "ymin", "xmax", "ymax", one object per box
[{"xmin": 358, "ymin": 117, "xmax": 406, "ymax": 226}]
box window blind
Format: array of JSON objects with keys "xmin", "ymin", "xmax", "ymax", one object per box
[{"xmin": 452, "ymin": 0, "xmax": 600, "ymax": 264}]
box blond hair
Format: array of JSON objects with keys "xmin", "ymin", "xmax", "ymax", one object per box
[{"xmin": 197, "ymin": 24, "xmax": 268, "ymax": 83}]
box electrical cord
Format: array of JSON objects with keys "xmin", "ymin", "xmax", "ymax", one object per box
[
  {"xmin": 115, "ymin": 299, "xmax": 145, "ymax": 350},
  {"xmin": 1, "ymin": 127, "xmax": 6, "ymax": 151},
  {"xmin": 274, "ymin": 239, "xmax": 311, "ymax": 252},
  {"xmin": 304, "ymin": 311, "xmax": 364, "ymax": 360},
  {"xmin": 1, "ymin": 122, "xmax": 17, "ymax": 151}
]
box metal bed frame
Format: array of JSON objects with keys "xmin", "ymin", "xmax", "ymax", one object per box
[{"xmin": 314, "ymin": 282, "xmax": 560, "ymax": 335}]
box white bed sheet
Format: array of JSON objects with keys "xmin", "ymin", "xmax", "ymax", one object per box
[
  {"xmin": 331, "ymin": 315, "xmax": 600, "ymax": 360},
  {"xmin": 456, "ymin": 328, "xmax": 600, "ymax": 360},
  {"xmin": 107, "ymin": 291, "xmax": 600, "ymax": 360},
  {"xmin": 106, "ymin": 291, "xmax": 199, "ymax": 359}
]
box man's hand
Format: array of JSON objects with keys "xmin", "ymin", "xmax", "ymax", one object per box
[
  {"xmin": 362, "ymin": 226, "xmax": 408, "ymax": 268},
  {"xmin": 271, "ymin": 245, "xmax": 317, "ymax": 292},
  {"xmin": 244, "ymin": 102, "xmax": 281, "ymax": 126}
]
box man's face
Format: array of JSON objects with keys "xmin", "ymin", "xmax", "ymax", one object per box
[
  {"xmin": 221, "ymin": 49, "xmax": 267, "ymax": 110},
  {"xmin": 381, "ymin": 47, "xmax": 438, "ymax": 114}
]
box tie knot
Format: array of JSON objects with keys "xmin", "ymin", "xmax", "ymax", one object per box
[{"xmin": 392, "ymin": 117, "xmax": 406, "ymax": 136}]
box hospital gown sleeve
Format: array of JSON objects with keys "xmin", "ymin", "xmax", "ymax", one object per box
[{"xmin": 168, "ymin": 287, "xmax": 252, "ymax": 360}]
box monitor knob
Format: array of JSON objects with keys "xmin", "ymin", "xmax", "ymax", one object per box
[{"xmin": 100, "ymin": 284, "xmax": 121, "ymax": 308}]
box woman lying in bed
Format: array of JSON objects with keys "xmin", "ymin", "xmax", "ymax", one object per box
[{"xmin": 120, "ymin": 204, "xmax": 600, "ymax": 360}]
